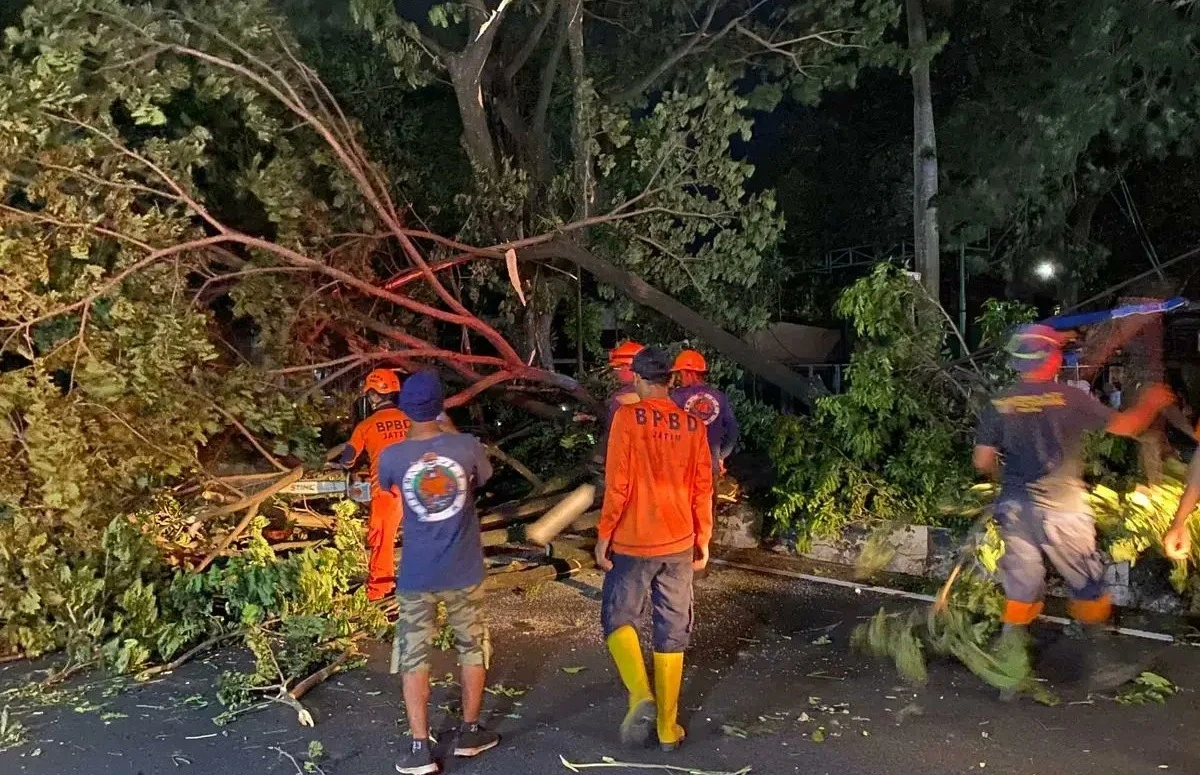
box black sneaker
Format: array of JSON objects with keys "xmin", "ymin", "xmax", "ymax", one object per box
[
  {"xmin": 454, "ymin": 723, "xmax": 500, "ymax": 757},
  {"xmin": 395, "ymin": 739, "xmax": 438, "ymax": 775}
]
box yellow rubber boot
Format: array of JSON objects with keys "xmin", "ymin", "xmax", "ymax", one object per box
[
  {"xmin": 653, "ymin": 651, "xmax": 686, "ymax": 751},
  {"xmin": 606, "ymin": 626, "xmax": 655, "ymax": 746}
]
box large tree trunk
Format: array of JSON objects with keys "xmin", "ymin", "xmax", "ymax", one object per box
[
  {"xmin": 447, "ymin": 57, "xmax": 499, "ymax": 178},
  {"xmin": 530, "ymin": 241, "xmax": 815, "ymax": 405},
  {"xmin": 444, "ymin": 0, "xmax": 517, "ymax": 179},
  {"xmin": 908, "ymin": 0, "xmax": 940, "ymax": 301}
]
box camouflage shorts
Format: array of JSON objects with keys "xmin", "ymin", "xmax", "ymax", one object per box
[{"xmin": 395, "ymin": 585, "xmax": 485, "ymax": 674}]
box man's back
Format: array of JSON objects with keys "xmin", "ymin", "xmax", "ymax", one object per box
[
  {"xmin": 378, "ymin": 432, "xmax": 492, "ymax": 592},
  {"xmin": 599, "ymin": 397, "xmax": 713, "ymax": 557},
  {"xmin": 670, "ymin": 383, "xmax": 738, "ymax": 460},
  {"xmin": 345, "ymin": 407, "xmax": 412, "ymax": 491},
  {"xmin": 977, "ymin": 381, "xmax": 1111, "ymax": 510}
]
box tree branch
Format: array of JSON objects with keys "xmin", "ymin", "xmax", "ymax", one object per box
[
  {"xmin": 503, "ymin": 0, "xmax": 561, "ymax": 81},
  {"xmin": 612, "ymin": 0, "xmax": 725, "ymax": 104},
  {"xmin": 532, "ymin": 2, "xmax": 570, "ymax": 142},
  {"xmin": 734, "ymin": 22, "xmax": 866, "ymax": 75},
  {"xmin": 205, "ymin": 401, "xmax": 291, "ymax": 473}
]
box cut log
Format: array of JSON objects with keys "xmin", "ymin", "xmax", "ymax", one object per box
[
  {"xmin": 481, "ymin": 556, "xmax": 585, "ymax": 591},
  {"xmin": 525, "ymin": 483, "xmax": 597, "ymax": 546}
]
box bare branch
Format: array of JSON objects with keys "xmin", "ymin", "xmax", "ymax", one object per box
[
  {"xmin": 734, "ymin": 22, "xmax": 866, "ymax": 74},
  {"xmin": 403, "ymin": 21, "xmax": 453, "ymax": 64},
  {"xmin": 205, "ymin": 401, "xmax": 291, "ymax": 473},
  {"xmin": 532, "ymin": 2, "xmax": 570, "ymax": 141},
  {"xmin": 503, "ymin": 0, "xmax": 561, "ymax": 81},
  {"xmin": 613, "ymin": 0, "xmax": 725, "ymax": 103},
  {"xmin": 272, "ymin": 349, "xmax": 508, "ymax": 375}
]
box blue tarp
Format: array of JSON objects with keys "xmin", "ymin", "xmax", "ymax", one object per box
[{"xmin": 1045, "ymin": 297, "xmax": 1189, "ymax": 331}]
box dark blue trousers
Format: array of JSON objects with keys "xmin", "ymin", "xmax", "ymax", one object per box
[{"xmin": 601, "ymin": 550, "xmax": 694, "ymax": 653}]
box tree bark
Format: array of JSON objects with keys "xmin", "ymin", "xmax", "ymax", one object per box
[
  {"xmin": 907, "ymin": 0, "xmax": 940, "ymax": 301},
  {"xmin": 444, "ymin": 0, "xmax": 517, "ymax": 179},
  {"xmin": 565, "ymin": 0, "xmax": 592, "ymax": 221},
  {"xmin": 447, "ymin": 56, "xmax": 499, "ymax": 178},
  {"xmin": 528, "ymin": 241, "xmax": 815, "ymax": 405}
]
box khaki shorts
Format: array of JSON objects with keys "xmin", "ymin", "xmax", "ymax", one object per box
[{"xmin": 396, "ymin": 585, "xmax": 485, "ymax": 674}]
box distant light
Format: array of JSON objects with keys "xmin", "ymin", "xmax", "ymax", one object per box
[{"xmin": 1034, "ymin": 261, "xmax": 1057, "ymax": 280}]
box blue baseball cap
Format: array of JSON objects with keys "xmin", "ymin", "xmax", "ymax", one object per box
[
  {"xmin": 1005, "ymin": 324, "xmax": 1065, "ymax": 373},
  {"xmin": 631, "ymin": 347, "xmax": 673, "ymax": 385},
  {"xmin": 398, "ymin": 369, "xmax": 444, "ymax": 421}
]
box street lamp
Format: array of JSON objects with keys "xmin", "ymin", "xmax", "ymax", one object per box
[{"xmin": 1034, "ymin": 261, "xmax": 1057, "ymax": 281}]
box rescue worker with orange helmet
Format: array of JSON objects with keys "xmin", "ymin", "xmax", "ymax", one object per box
[
  {"xmin": 339, "ymin": 369, "xmax": 456, "ymax": 601},
  {"xmin": 607, "ymin": 341, "xmax": 645, "ymax": 425},
  {"xmin": 592, "ymin": 341, "xmax": 645, "ymax": 473},
  {"xmin": 669, "ymin": 350, "xmax": 739, "ymax": 476},
  {"xmin": 338, "ymin": 369, "xmax": 411, "ymax": 601}
]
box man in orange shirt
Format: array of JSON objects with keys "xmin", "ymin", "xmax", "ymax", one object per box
[
  {"xmin": 339, "ymin": 369, "xmax": 411, "ymax": 601},
  {"xmin": 596, "ymin": 347, "xmax": 713, "ymax": 751},
  {"xmin": 591, "ymin": 342, "xmax": 644, "ymax": 472},
  {"xmin": 606, "ymin": 341, "xmax": 645, "ymax": 425}
]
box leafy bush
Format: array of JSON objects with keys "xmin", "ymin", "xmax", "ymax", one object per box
[
  {"xmin": 769, "ymin": 266, "xmax": 1035, "ymax": 548},
  {"xmin": 0, "ymin": 495, "xmax": 385, "ymax": 723}
]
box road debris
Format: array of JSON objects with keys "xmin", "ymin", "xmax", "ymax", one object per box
[
  {"xmin": 559, "ymin": 754, "xmax": 752, "ymax": 774},
  {"xmin": 1115, "ymin": 672, "xmax": 1177, "ymax": 705}
]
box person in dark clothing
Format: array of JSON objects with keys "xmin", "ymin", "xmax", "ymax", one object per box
[
  {"xmin": 669, "ymin": 350, "xmax": 739, "ymax": 477},
  {"xmin": 974, "ymin": 324, "xmax": 1172, "ymax": 692}
]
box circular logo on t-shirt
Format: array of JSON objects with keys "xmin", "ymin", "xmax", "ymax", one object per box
[
  {"xmin": 684, "ymin": 391, "xmax": 721, "ymax": 426},
  {"xmin": 402, "ymin": 453, "xmax": 468, "ymax": 522}
]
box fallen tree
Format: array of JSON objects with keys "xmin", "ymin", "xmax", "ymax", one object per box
[{"xmin": 0, "ymin": 0, "xmax": 810, "ymax": 712}]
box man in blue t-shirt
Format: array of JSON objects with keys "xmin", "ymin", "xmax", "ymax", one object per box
[
  {"xmin": 378, "ymin": 371, "xmax": 496, "ymax": 775},
  {"xmin": 974, "ymin": 324, "xmax": 1171, "ymax": 692}
]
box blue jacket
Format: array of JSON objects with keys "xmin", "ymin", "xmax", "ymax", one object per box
[{"xmin": 670, "ymin": 384, "xmax": 739, "ymax": 463}]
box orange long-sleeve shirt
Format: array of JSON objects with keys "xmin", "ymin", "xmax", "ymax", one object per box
[
  {"xmin": 599, "ymin": 397, "xmax": 714, "ymax": 557},
  {"xmin": 340, "ymin": 407, "xmax": 413, "ymax": 494}
]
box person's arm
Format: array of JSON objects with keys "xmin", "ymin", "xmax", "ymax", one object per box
[
  {"xmin": 1105, "ymin": 383, "xmax": 1173, "ymax": 436},
  {"xmin": 473, "ymin": 437, "xmax": 494, "ymax": 488},
  {"xmin": 376, "ymin": 447, "xmax": 396, "ymax": 497},
  {"xmin": 973, "ymin": 401, "xmax": 1001, "ymax": 479},
  {"xmin": 338, "ymin": 422, "xmax": 368, "ymax": 468},
  {"xmin": 596, "ymin": 410, "xmax": 635, "ymax": 570},
  {"xmin": 691, "ymin": 431, "xmax": 714, "ymax": 570},
  {"xmin": 1165, "ymin": 452, "xmax": 1200, "ymax": 560},
  {"xmin": 717, "ymin": 393, "xmax": 740, "ymax": 462},
  {"xmin": 973, "ymin": 445, "xmax": 999, "ymax": 479}
]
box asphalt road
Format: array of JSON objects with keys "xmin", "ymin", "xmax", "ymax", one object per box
[{"xmin": 2, "ymin": 558, "xmax": 1198, "ymax": 775}]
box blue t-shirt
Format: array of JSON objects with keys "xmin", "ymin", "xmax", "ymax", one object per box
[
  {"xmin": 976, "ymin": 380, "xmax": 1112, "ymax": 511},
  {"xmin": 607, "ymin": 385, "xmax": 638, "ymax": 427},
  {"xmin": 671, "ymin": 384, "xmax": 740, "ymax": 463},
  {"xmin": 377, "ymin": 432, "xmax": 493, "ymax": 593}
]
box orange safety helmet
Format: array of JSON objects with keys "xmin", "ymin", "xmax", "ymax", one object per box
[
  {"xmin": 362, "ymin": 368, "xmax": 401, "ymax": 395},
  {"xmin": 608, "ymin": 341, "xmax": 644, "ymax": 368},
  {"xmin": 671, "ymin": 349, "xmax": 707, "ymax": 373}
]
